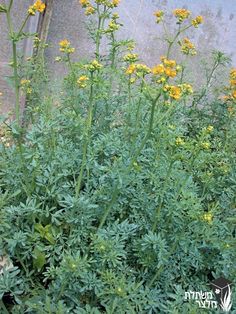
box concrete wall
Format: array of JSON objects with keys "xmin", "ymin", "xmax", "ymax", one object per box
[
  {"xmin": 1, "ymin": 0, "xmax": 236, "ymax": 113},
  {"xmin": 45, "ymin": 0, "xmax": 236, "ymax": 85},
  {"xmin": 0, "ymin": 0, "xmax": 34, "ymax": 114}
]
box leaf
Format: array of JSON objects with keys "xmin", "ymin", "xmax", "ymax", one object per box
[
  {"xmin": 0, "ymin": 5, "xmax": 7, "ymax": 13},
  {"xmin": 33, "ymin": 247, "xmax": 46, "ymax": 271}
]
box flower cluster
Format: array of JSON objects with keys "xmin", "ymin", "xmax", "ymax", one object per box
[
  {"xmin": 77, "ymin": 75, "xmax": 89, "ymax": 88},
  {"xmin": 123, "ymin": 53, "xmax": 138, "ymax": 63},
  {"xmin": 173, "ymin": 8, "xmax": 190, "ymax": 23},
  {"xmin": 192, "ymin": 15, "xmax": 203, "ymax": 28},
  {"xmin": 222, "ymin": 68, "xmax": 236, "ymax": 104},
  {"xmin": 175, "ymin": 137, "xmax": 185, "ymax": 146},
  {"xmin": 80, "ymin": 0, "xmax": 120, "ymax": 11},
  {"xmin": 200, "ymin": 141, "xmax": 211, "ymax": 150},
  {"xmin": 59, "ymin": 40, "xmax": 75, "ymax": 54},
  {"xmin": 165, "ymin": 85, "xmax": 182, "ymax": 100},
  {"xmin": 85, "ymin": 60, "xmax": 103, "ymax": 72},
  {"xmin": 0, "ymin": 125, "xmax": 12, "ymax": 147},
  {"xmin": 163, "ymin": 83, "xmax": 193, "ymax": 100},
  {"xmin": 202, "ymin": 212, "xmax": 213, "ymax": 224},
  {"xmin": 125, "ymin": 64, "xmax": 151, "ymax": 78},
  {"xmin": 180, "ymin": 83, "xmax": 193, "ymax": 94},
  {"xmin": 181, "ymin": 38, "xmax": 196, "ymax": 56},
  {"xmin": 20, "ymin": 79, "xmax": 32, "ymax": 94},
  {"xmin": 105, "ymin": 14, "xmax": 121, "ymax": 33},
  {"xmin": 28, "ymin": 0, "xmax": 46, "ymax": 16},
  {"xmin": 85, "ymin": 5, "xmax": 96, "ymax": 15},
  {"xmin": 154, "ymin": 10, "xmax": 164, "ymax": 24},
  {"xmin": 152, "ymin": 57, "xmax": 180, "ymax": 81}
]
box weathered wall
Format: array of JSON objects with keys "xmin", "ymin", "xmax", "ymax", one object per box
[
  {"xmin": 1, "ymin": 0, "xmax": 236, "ymax": 113},
  {"xmin": 0, "ymin": 0, "xmax": 35, "ymax": 114},
  {"xmin": 45, "ymin": 0, "xmax": 236, "ymax": 85}
]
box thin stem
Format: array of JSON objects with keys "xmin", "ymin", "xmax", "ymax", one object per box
[
  {"xmin": 75, "ymin": 74, "xmax": 94, "ymax": 197},
  {"xmin": 166, "ymin": 24, "xmax": 192, "ymax": 58},
  {"xmin": 95, "ymin": 5, "xmax": 102, "ymax": 60},
  {"xmin": 134, "ymin": 78, "xmax": 144, "ymax": 137},
  {"xmin": 98, "ymin": 93, "xmax": 161, "ymax": 229},
  {"xmin": 12, "ymin": 41, "xmax": 20, "ymax": 125},
  {"xmin": 18, "ymin": 14, "xmax": 30, "ymax": 36},
  {"xmin": 6, "ymin": 3, "xmax": 21, "ymax": 126}
]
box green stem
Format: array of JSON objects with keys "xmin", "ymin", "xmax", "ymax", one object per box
[
  {"xmin": 134, "ymin": 78, "xmax": 145, "ymax": 137},
  {"xmin": 12, "ymin": 41, "xmax": 20, "ymax": 125},
  {"xmin": 18, "ymin": 14, "xmax": 30, "ymax": 36},
  {"xmin": 166, "ymin": 24, "xmax": 192, "ymax": 58},
  {"xmin": 95, "ymin": 5, "xmax": 102, "ymax": 60},
  {"xmin": 98, "ymin": 93, "xmax": 161, "ymax": 229},
  {"xmin": 75, "ymin": 74, "xmax": 94, "ymax": 197},
  {"xmin": 6, "ymin": 3, "xmax": 21, "ymax": 127}
]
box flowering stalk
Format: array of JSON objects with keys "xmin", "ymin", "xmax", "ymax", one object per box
[
  {"xmin": 166, "ymin": 24, "xmax": 192, "ymax": 58},
  {"xmin": 75, "ymin": 72, "xmax": 94, "ymax": 197},
  {"xmin": 98, "ymin": 92, "xmax": 161, "ymax": 229},
  {"xmin": 4, "ymin": 0, "xmax": 46, "ymax": 127}
]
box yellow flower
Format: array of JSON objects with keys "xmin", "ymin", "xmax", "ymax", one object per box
[
  {"xmin": 28, "ymin": 6, "xmax": 36, "ymax": 15},
  {"xmin": 230, "ymin": 79, "xmax": 236, "ymax": 87},
  {"xmin": 28, "ymin": 0, "xmax": 46, "ymax": 15},
  {"xmin": 181, "ymin": 38, "xmax": 196, "ymax": 56},
  {"xmin": 206, "ymin": 125, "xmax": 214, "ymax": 133},
  {"xmin": 154, "ymin": 10, "xmax": 164, "ymax": 23},
  {"xmin": 175, "ymin": 137, "xmax": 185, "ymax": 146},
  {"xmin": 169, "ymin": 86, "xmax": 182, "ymax": 100},
  {"xmin": 152, "ymin": 64, "xmax": 165, "ymax": 75},
  {"xmin": 201, "ymin": 142, "xmax": 211, "ymax": 150},
  {"xmin": 192, "ymin": 15, "xmax": 203, "ymax": 27},
  {"xmin": 59, "ymin": 40, "xmax": 75, "ymax": 54},
  {"xmin": 202, "ymin": 212, "xmax": 213, "ymax": 224},
  {"xmin": 85, "ymin": 6, "xmax": 95, "ymax": 15},
  {"xmin": 165, "ymin": 67, "xmax": 177, "ymax": 78},
  {"xmin": 162, "ymin": 58, "xmax": 176, "ymax": 68},
  {"xmin": 106, "ymin": 20, "xmax": 120, "ymax": 33},
  {"xmin": 123, "ymin": 53, "xmax": 138, "ymax": 63},
  {"xmin": 77, "ymin": 75, "xmax": 89, "ymax": 88},
  {"xmin": 112, "ymin": 0, "xmax": 120, "ymax": 6},
  {"xmin": 125, "ymin": 64, "xmax": 136, "ymax": 75},
  {"xmin": 79, "ymin": 0, "xmax": 90, "ymax": 7},
  {"xmin": 230, "ymin": 68, "xmax": 236, "ymax": 80},
  {"xmin": 21, "ymin": 79, "xmax": 31, "ymax": 85},
  {"xmin": 33, "ymin": 0, "xmax": 46, "ymax": 12},
  {"xmin": 173, "ymin": 8, "xmax": 190, "ymax": 22},
  {"xmin": 232, "ymin": 90, "xmax": 236, "ymax": 99},
  {"xmin": 59, "ymin": 39, "xmax": 70, "ymax": 48}
]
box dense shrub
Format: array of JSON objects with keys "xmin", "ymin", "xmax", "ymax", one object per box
[{"xmin": 0, "ymin": 1, "xmax": 235, "ymax": 313}]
